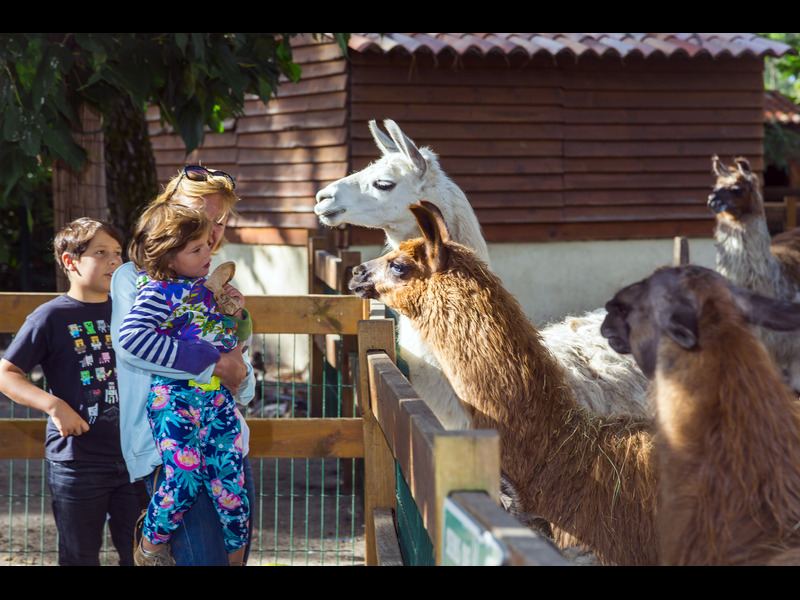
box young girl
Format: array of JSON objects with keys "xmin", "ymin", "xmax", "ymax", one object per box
[{"xmin": 119, "ymin": 202, "xmax": 251, "ymax": 566}]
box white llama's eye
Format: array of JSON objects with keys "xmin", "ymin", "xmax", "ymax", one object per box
[{"xmin": 373, "ymin": 180, "xmax": 395, "ymax": 191}]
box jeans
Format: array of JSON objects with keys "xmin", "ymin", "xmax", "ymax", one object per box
[
  {"xmin": 143, "ymin": 456, "xmax": 256, "ymax": 565},
  {"xmin": 47, "ymin": 459, "xmax": 146, "ymax": 566}
]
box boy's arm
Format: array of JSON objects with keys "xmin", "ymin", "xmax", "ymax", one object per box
[{"xmin": 0, "ymin": 358, "xmax": 89, "ymax": 437}]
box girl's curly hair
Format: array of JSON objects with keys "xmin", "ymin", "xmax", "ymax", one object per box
[{"xmin": 128, "ymin": 203, "xmax": 211, "ymax": 281}]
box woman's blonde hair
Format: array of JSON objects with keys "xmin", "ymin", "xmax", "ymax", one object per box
[
  {"xmin": 152, "ymin": 166, "xmax": 240, "ymax": 251},
  {"xmin": 128, "ymin": 203, "xmax": 212, "ymax": 281}
]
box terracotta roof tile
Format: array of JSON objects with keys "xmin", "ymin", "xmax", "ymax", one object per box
[
  {"xmin": 348, "ymin": 33, "xmax": 795, "ymax": 60},
  {"xmin": 765, "ymin": 90, "xmax": 800, "ymax": 125}
]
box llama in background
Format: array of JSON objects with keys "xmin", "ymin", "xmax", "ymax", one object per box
[
  {"xmin": 317, "ymin": 120, "xmax": 649, "ymax": 427},
  {"xmin": 349, "ymin": 201, "xmax": 659, "ymax": 566},
  {"xmin": 708, "ymin": 155, "xmax": 800, "ymax": 391},
  {"xmin": 602, "ymin": 265, "xmax": 800, "ymax": 565}
]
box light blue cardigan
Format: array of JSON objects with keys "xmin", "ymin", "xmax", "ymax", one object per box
[{"xmin": 110, "ymin": 261, "xmax": 254, "ymax": 482}]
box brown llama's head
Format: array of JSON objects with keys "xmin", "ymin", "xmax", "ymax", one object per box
[
  {"xmin": 349, "ymin": 200, "xmax": 464, "ymax": 314},
  {"xmin": 707, "ymin": 155, "xmax": 763, "ymax": 223},
  {"xmin": 601, "ymin": 264, "xmax": 800, "ymax": 379}
]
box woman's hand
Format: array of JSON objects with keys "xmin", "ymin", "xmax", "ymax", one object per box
[{"xmin": 213, "ymin": 343, "xmax": 247, "ymax": 392}]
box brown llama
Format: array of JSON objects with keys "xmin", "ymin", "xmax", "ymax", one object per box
[
  {"xmin": 708, "ymin": 155, "xmax": 800, "ymax": 391},
  {"xmin": 601, "ymin": 264, "xmax": 800, "ymax": 566},
  {"xmin": 349, "ymin": 200, "xmax": 659, "ymax": 566}
]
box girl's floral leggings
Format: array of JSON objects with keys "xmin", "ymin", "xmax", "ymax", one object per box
[{"xmin": 143, "ymin": 376, "xmax": 249, "ymax": 553}]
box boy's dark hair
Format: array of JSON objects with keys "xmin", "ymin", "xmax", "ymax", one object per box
[{"xmin": 54, "ymin": 218, "xmax": 125, "ymax": 275}]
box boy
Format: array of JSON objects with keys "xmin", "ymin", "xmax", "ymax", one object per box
[{"xmin": 0, "ymin": 217, "xmax": 144, "ymax": 566}]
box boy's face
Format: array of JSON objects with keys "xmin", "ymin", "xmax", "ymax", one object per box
[
  {"xmin": 168, "ymin": 232, "xmax": 212, "ymax": 279},
  {"xmin": 65, "ymin": 230, "xmax": 123, "ymax": 300}
]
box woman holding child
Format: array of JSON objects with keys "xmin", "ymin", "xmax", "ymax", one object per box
[{"xmin": 110, "ymin": 166, "xmax": 256, "ymax": 566}]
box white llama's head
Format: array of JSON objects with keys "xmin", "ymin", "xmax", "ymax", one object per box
[{"xmin": 315, "ymin": 119, "xmax": 446, "ymax": 247}]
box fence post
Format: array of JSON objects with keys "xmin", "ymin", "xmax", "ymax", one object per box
[{"xmin": 357, "ymin": 318, "xmax": 398, "ymax": 566}]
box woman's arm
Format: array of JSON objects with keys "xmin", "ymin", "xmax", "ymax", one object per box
[
  {"xmin": 111, "ymin": 263, "xmax": 247, "ymax": 389},
  {"xmin": 118, "ymin": 282, "xmax": 220, "ymax": 374}
]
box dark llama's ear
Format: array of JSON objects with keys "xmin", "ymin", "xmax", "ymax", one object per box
[
  {"xmin": 410, "ymin": 202, "xmax": 450, "ymax": 272},
  {"xmin": 731, "ymin": 285, "xmax": 800, "ymax": 332},
  {"xmin": 654, "ymin": 295, "xmax": 698, "ymax": 350}
]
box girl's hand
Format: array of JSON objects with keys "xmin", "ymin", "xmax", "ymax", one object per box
[{"xmin": 223, "ymin": 283, "xmax": 244, "ymax": 318}]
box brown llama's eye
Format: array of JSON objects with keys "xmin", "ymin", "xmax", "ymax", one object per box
[{"xmin": 389, "ymin": 260, "xmax": 407, "ymax": 277}]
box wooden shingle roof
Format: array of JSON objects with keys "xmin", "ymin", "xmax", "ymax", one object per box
[{"xmin": 348, "ymin": 33, "xmax": 794, "ymax": 61}]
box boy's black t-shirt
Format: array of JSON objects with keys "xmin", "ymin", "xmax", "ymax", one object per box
[{"xmin": 3, "ymin": 294, "xmax": 122, "ymax": 462}]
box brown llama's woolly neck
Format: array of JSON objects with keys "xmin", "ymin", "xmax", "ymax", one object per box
[
  {"xmin": 408, "ymin": 245, "xmax": 659, "ymax": 566},
  {"xmin": 654, "ymin": 308, "xmax": 800, "ymax": 566}
]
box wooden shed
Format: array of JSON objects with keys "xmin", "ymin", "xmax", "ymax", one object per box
[{"xmin": 147, "ymin": 33, "xmax": 794, "ymax": 325}]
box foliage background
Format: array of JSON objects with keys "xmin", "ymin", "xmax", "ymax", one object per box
[{"xmin": 0, "ymin": 33, "xmax": 347, "ymax": 292}]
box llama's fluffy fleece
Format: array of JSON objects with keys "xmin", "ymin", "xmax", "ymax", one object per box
[
  {"xmin": 709, "ymin": 155, "xmax": 800, "ymax": 390},
  {"xmin": 603, "ymin": 264, "xmax": 800, "ymax": 565},
  {"xmin": 540, "ymin": 309, "xmax": 650, "ymax": 417},
  {"xmin": 317, "ymin": 119, "xmax": 650, "ymax": 426},
  {"xmin": 350, "ymin": 202, "xmax": 660, "ymax": 566}
]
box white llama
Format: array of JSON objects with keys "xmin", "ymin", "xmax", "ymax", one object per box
[{"xmin": 315, "ymin": 120, "xmax": 650, "ymax": 428}]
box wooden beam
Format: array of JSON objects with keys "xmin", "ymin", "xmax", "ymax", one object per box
[
  {"xmin": 0, "ymin": 418, "xmax": 363, "ymax": 460},
  {"xmin": 373, "ymin": 507, "xmax": 404, "ymax": 566},
  {"xmin": 366, "ymin": 351, "xmax": 500, "ymax": 565},
  {"xmin": 0, "ymin": 294, "xmax": 368, "ymax": 336},
  {"xmin": 357, "ymin": 319, "xmax": 398, "ymax": 566},
  {"xmin": 246, "ymin": 418, "xmax": 363, "ymax": 458},
  {"xmin": 246, "ymin": 294, "xmax": 366, "ymax": 335},
  {"xmin": 448, "ymin": 491, "xmax": 570, "ymax": 566},
  {"xmin": 0, "ymin": 293, "xmax": 58, "ymax": 333}
]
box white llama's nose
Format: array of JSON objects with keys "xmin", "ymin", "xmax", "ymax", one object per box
[{"xmin": 315, "ymin": 184, "xmax": 333, "ymax": 204}]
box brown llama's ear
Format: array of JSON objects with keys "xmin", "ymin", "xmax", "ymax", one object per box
[
  {"xmin": 712, "ymin": 154, "xmax": 730, "ymax": 177},
  {"xmin": 734, "ymin": 156, "xmax": 752, "ymax": 176},
  {"xmin": 410, "ymin": 202, "xmax": 450, "ymax": 272}
]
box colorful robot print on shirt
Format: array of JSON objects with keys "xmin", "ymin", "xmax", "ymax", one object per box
[{"xmin": 68, "ymin": 317, "xmax": 118, "ymax": 423}]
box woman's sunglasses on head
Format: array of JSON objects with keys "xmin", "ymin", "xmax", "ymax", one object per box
[{"xmin": 167, "ymin": 165, "xmax": 236, "ymax": 201}]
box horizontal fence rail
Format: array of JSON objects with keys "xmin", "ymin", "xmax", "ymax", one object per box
[{"xmin": 0, "ymin": 294, "xmax": 369, "ymax": 461}]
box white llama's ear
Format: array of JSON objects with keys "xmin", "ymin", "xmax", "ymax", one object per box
[
  {"xmin": 384, "ymin": 120, "xmax": 427, "ymax": 177},
  {"xmin": 369, "ymin": 119, "xmax": 398, "ymax": 155}
]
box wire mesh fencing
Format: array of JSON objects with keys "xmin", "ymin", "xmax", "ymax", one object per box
[{"xmin": 0, "ymin": 332, "xmax": 365, "ymax": 566}]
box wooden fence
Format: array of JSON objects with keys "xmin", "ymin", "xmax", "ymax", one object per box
[
  {"xmin": 0, "ymin": 243, "xmax": 566, "ymax": 566},
  {"xmin": 305, "ymin": 241, "xmax": 566, "ymax": 566}
]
